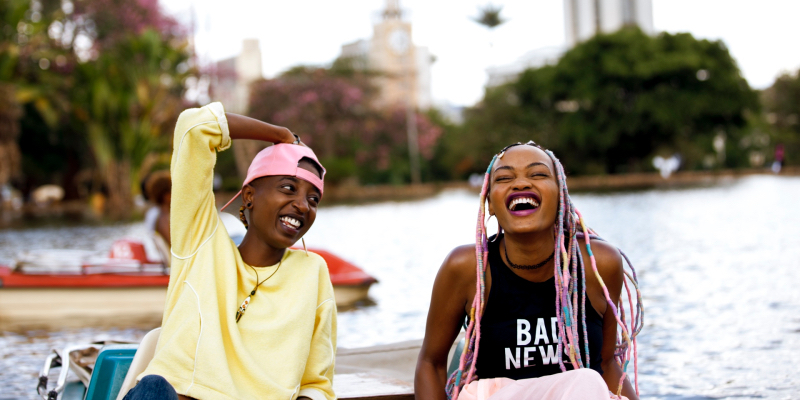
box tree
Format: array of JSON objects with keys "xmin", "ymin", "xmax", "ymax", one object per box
[
  {"xmin": 69, "ymin": 29, "xmax": 193, "ymax": 217},
  {"xmin": 0, "ymin": 0, "xmax": 64, "ymax": 189},
  {"xmin": 451, "ymin": 28, "xmax": 758, "ymax": 176},
  {"xmin": 247, "ymin": 66, "xmax": 442, "ymax": 185},
  {"xmin": 59, "ymin": 0, "xmax": 193, "ymax": 217},
  {"xmin": 761, "ymin": 69, "xmax": 800, "ymax": 165},
  {"xmin": 472, "ymin": 3, "xmax": 507, "ymax": 48},
  {"xmin": 3, "ymin": 0, "xmax": 195, "ymax": 217},
  {"xmin": 473, "ymin": 4, "xmax": 506, "ymax": 29}
]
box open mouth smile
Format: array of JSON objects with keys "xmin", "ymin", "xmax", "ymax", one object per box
[
  {"xmin": 279, "ymin": 215, "xmax": 304, "ymax": 232},
  {"xmin": 505, "ymin": 191, "xmax": 541, "ymax": 216}
]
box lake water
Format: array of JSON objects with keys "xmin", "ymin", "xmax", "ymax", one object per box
[{"xmin": 2, "ymin": 175, "xmax": 799, "ymax": 399}]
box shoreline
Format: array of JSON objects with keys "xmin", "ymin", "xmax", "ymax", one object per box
[
  {"xmin": 275, "ymin": 166, "xmax": 800, "ymax": 206},
  {"xmin": 1, "ymin": 168, "xmax": 796, "ymax": 224}
]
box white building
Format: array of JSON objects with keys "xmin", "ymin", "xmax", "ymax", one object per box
[
  {"xmin": 487, "ymin": 0, "xmax": 654, "ymax": 86},
  {"xmin": 486, "ymin": 46, "xmax": 567, "ymax": 87},
  {"xmin": 212, "ymin": 39, "xmax": 263, "ymax": 114},
  {"xmin": 211, "ymin": 39, "xmax": 265, "ymax": 177},
  {"xmin": 565, "ymin": 0, "xmax": 654, "ymax": 47}
]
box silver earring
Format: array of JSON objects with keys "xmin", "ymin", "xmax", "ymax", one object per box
[{"xmin": 487, "ymin": 214, "xmax": 502, "ymax": 242}]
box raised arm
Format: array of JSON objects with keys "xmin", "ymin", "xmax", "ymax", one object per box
[
  {"xmin": 169, "ymin": 103, "xmax": 296, "ymax": 261},
  {"xmin": 415, "ymin": 245, "xmax": 477, "ymax": 400},
  {"xmin": 225, "ymin": 112, "xmax": 296, "ymax": 143}
]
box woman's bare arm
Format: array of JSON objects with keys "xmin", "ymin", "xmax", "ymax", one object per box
[
  {"xmin": 415, "ymin": 245, "xmax": 477, "ymax": 400},
  {"xmin": 225, "ymin": 112, "xmax": 296, "ymax": 143},
  {"xmin": 586, "ymin": 240, "xmax": 638, "ymax": 400}
]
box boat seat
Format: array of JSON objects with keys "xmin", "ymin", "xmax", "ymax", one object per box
[
  {"xmin": 84, "ymin": 344, "xmax": 139, "ymax": 400},
  {"xmin": 115, "ymin": 327, "xmax": 161, "ymax": 400},
  {"xmin": 111, "ymin": 327, "xmax": 426, "ymax": 400},
  {"xmin": 447, "ymin": 338, "xmax": 466, "ymax": 376}
]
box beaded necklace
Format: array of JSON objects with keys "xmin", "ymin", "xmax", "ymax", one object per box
[{"xmin": 235, "ymin": 258, "xmax": 283, "ymax": 323}]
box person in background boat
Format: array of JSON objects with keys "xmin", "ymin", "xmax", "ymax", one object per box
[
  {"xmin": 141, "ymin": 172, "xmax": 159, "ymax": 232},
  {"xmin": 415, "ymin": 142, "xmax": 642, "ymax": 400},
  {"xmin": 145, "ymin": 171, "xmax": 172, "ymax": 246},
  {"xmin": 123, "ymin": 102, "xmax": 336, "ymax": 400},
  {"xmin": 772, "ymin": 143, "xmax": 785, "ymax": 174}
]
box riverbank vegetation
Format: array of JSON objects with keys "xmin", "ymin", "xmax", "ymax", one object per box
[
  {"xmin": 1, "ymin": 0, "xmax": 194, "ymax": 218},
  {"xmin": 1, "ymin": 1, "xmax": 798, "ymax": 219},
  {"xmin": 434, "ymin": 28, "xmax": 764, "ymax": 178}
]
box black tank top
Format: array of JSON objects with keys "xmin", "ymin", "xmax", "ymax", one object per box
[{"xmin": 473, "ymin": 235, "xmax": 604, "ymax": 380}]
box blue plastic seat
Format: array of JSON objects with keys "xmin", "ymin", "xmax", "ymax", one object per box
[
  {"xmin": 83, "ymin": 344, "xmax": 139, "ymax": 400},
  {"xmin": 447, "ymin": 338, "xmax": 465, "ymax": 376}
]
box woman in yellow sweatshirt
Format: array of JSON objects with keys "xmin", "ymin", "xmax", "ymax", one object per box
[{"xmin": 123, "ymin": 102, "xmax": 336, "ymax": 400}]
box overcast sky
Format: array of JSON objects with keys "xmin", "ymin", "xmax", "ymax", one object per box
[{"xmin": 159, "ymin": 0, "xmax": 800, "ymax": 107}]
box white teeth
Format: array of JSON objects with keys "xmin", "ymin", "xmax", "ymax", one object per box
[
  {"xmin": 509, "ymin": 197, "xmax": 540, "ymax": 210},
  {"xmin": 280, "ymin": 216, "xmax": 301, "ymax": 229}
]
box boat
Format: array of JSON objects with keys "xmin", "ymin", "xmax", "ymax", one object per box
[
  {"xmin": 36, "ymin": 328, "xmax": 464, "ymax": 400},
  {"xmin": 0, "ymin": 215, "xmax": 377, "ymax": 331}
]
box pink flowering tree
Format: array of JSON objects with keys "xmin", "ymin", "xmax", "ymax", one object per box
[{"xmin": 248, "ymin": 66, "xmax": 442, "ymax": 184}]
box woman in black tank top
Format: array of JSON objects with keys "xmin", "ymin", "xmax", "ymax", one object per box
[
  {"xmin": 415, "ymin": 142, "xmax": 642, "ymax": 400},
  {"xmin": 474, "ymin": 234, "xmax": 605, "ymax": 380}
]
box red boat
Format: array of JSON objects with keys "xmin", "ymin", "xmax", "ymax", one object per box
[{"xmin": 0, "ymin": 238, "xmax": 376, "ymax": 331}]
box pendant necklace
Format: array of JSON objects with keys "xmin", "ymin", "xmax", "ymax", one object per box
[
  {"xmin": 236, "ymin": 257, "xmax": 283, "ymax": 323},
  {"xmin": 503, "ymin": 240, "xmax": 555, "ymax": 270}
]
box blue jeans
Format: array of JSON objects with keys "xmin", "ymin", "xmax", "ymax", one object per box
[{"xmin": 122, "ymin": 375, "xmax": 178, "ymax": 400}]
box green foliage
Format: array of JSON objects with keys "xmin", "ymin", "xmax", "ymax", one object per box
[
  {"xmin": 452, "ymin": 28, "xmax": 759, "ymax": 176},
  {"xmin": 761, "ymin": 69, "xmax": 800, "ymax": 165},
  {"xmin": 0, "ymin": 0, "xmax": 64, "ymax": 186},
  {"xmin": 2, "ymin": 0, "xmax": 194, "ymax": 216},
  {"xmin": 70, "ymin": 28, "xmax": 192, "ymax": 171},
  {"xmin": 473, "ymin": 4, "xmax": 507, "ymax": 30},
  {"xmin": 66, "ymin": 26, "xmax": 193, "ymax": 216}
]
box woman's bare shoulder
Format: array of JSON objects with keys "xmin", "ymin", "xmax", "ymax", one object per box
[
  {"xmin": 443, "ymin": 244, "xmax": 478, "ymax": 271},
  {"xmin": 437, "ymin": 244, "xmax": 479, "ymax": 286},
  {"xmin": 582, "ymin": 238, "xmax": 623, "ymax": 284}
]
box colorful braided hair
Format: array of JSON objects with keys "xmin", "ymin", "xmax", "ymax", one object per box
[{"xmin": 446, "ymin": 141, "xmax": 644, "ymax": 399}]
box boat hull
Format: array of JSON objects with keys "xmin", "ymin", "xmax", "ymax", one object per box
[
  {"xmin": 0, "ymin": 245, "xmax": 377, "ymax": 330},
  {"xmin": 0, "ymin": 287, "xmax": 167, "ymax": 331},
  {"xmin": 0, "ymin": 280, "xmax": 374, "ymax": 330},
  {"xmin": 333, "ymin": 284, "xmax": 374, "ymax": 309}
]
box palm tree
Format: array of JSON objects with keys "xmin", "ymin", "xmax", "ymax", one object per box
[
  {"xmin": 473, "ymin": 4, "xmax": 507, "ymax": 30},
  {"xmin": 472, "ymin": 3, "xmax": 508, "ymax": 67},
  {"xmin": 472, "ymin": 4, "xmax": 507, "ymax": 49},
  {"xmin": 72, "ymin": 29, "xmax": 193, "ymax": 218}
]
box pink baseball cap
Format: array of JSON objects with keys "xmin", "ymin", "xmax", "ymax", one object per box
[{"xmin": 220, "ymin": 144, "xmax": 325, "ymax": 211}]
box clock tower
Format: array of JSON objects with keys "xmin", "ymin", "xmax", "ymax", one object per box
[
  {"xmin": 371, "ymin": 0, "xmax": 417, "ymax": 109},
  {"xmin": 340, "ymin": 0, "xmax": 433, "ymax": 109}
]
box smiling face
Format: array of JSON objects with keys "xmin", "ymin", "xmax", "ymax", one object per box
[
  {"xmin": 242, "ymin": 161, "xmax": 322, "ymax": 250},
  {"xmin": 487, "ymin": 145, "xmax": 560, "ymax": 236}
]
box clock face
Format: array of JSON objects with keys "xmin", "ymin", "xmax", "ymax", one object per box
[{"xmin": 389, "ymin": 28, "xmax": 410, "ymax": 55}]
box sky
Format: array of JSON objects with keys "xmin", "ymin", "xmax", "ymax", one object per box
[{"xmin": 159, "ymin": 0, "xmax": 800, "ymax": 107}]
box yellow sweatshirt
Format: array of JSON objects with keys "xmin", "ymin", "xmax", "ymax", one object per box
[{"xmin": 139, "ymin": 103, "xmax": 337, "ymax": 400}]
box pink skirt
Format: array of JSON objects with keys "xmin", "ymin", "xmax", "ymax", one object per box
[{"xmin": 457, "ymin": 369, "xmax": 629, "ymax": 400}]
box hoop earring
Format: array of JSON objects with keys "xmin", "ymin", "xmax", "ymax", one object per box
[
  {"xmin": 239, "ymin": 205, "xmax": 249, "ymax": 229},
  {"xmin": 302, "ymin": 238, "xmax": 309, "ymax": 257},
  {"xmin": 487, "ymin": 214, "xmax": 502, "ymax": 242}
]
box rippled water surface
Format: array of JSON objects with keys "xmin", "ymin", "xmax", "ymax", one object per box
[{"xmin": 2, "ymin": 175, "xmax": 799, "ymax": 399}]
